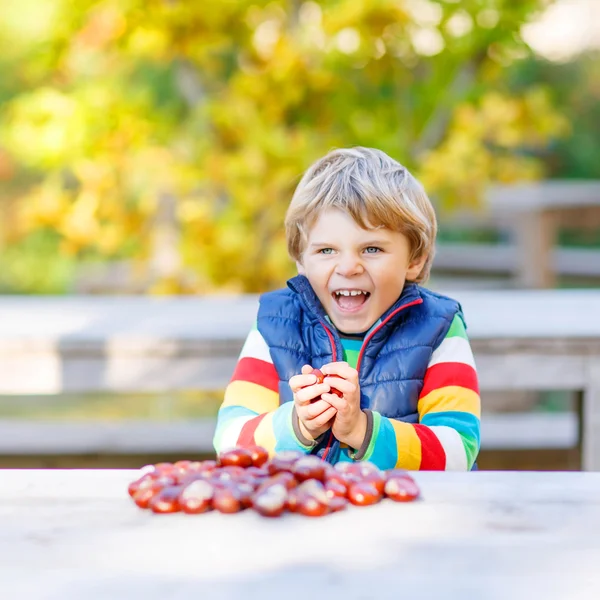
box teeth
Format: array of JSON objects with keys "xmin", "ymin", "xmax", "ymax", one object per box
[{"xmin": 335, "ymin": 290, "xmax": 367, "ymax": 296}]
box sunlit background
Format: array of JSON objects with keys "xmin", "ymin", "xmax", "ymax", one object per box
[{"xmin": 0, "ymin": 0, "xmax": 598, "ymax": 470}]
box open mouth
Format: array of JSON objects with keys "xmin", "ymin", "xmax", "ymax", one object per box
[{"xmin": 331, "ymin": 289, "xmax": 371, "ymax": 312}]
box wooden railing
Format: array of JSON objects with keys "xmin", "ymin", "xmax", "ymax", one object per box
[{"xmin": 2, "ymin": 291, "xmax": 600, "ymax": 468}]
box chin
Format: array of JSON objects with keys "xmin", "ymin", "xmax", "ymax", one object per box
[{"xmin": 330, "ymin": 315, "xmax": 375, "ymax": 335}]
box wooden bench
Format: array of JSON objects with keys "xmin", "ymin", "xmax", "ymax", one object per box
[
  {"xmin": 1, "ymin": 291, "xmax": 600, "ymax": 468},
  {"xmin": 434, "ymin": 181, "xmax": 600, "ymax": 288}
]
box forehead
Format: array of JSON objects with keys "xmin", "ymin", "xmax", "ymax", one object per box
[{"xmin": 306, "ymin": 207, "xmax": 386, "ymax": 238}]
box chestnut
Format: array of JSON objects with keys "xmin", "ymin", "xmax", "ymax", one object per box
[
  {"xmin": 297, "ymin": 495, "xmax": 328, "ymax": 517},
  {"xmin": 325, "ymin": 479, "xmax": 347, "ymax": 499},
  {"xmin": 179, "ymin": 480, "xmax": 214, "ymax": 514},
  {"xmin": 310, "ymin": 368, "xmax": 343, "ymax": 398},
  {"xmin": 252, "ymin": 483, "xmax": 288, "ymax": 517},
  {"xmin": 266, "ymin": 451, "xmax": 304, "ymax": 475},
  {"xmin": 348, "ymin": 482, "xmax": 382, "ymax": 507},
  {"xmin": 296, "ymin": 479, "xmax": 329, "ymax": 506},
  {"xmin": 133, "ymin": 483, "xmax": 165, "ymax": 509},
  {"xmin": 247, "ymin": 445, "xmax": 269, "ymax": 468},
  {"xmin": 286, "ymin": 488, "xmax": 300, "ymax": 513},
  {"xmin": 218, "ymin": 448, "xmax": 253, "ymax": 469},
  {"xmin": 384, "ymin": 476, "xmax": 420, "ymax": 502},
  {"xmin": 292, "ymin": 456, "xmax": 327, "ymax": 482},
  {"xmin": 257, "ymin": 471, "xmax": 297, "ymax": 493},
  {"xmin": 361, "ymin": 471, "xmax": 386, "ymax": 495},
  {"xmin": 149, "ymin": 486, "xmax": 183, "ymax": 513},
  {"xmin": 213, "ymin": 485, "xmax": 244, "ymax": 514},
  {"xmin": 327, "ymin": 496, "xmax": 348, "ymax": 512}
]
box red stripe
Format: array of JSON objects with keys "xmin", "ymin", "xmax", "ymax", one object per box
[
  {"xmin": 230, "ymin": 357, "xmax": 279, "ymax": 393},
  {"xmin": 237, "ymin": 413, "xmax": 268, "ymax": 447},
  {"xmin": 413, "ymin": 424, "xmax": 446, "ymax": 470},
  {"xmin": 419, "ymin": 362, "xmax": 479, "ymax": 399}
]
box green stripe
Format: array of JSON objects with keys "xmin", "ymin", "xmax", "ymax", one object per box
[
  {"xmin": 340, "ymin": 337, "xmax": 362, "ymax": 369},
  {"xmin": 446, "ymin": 314, "xmax": 468, "ymax": 340},
  {"xmin": 362, "ymin": 410, "xmax": 381, "ymax": 462},
  {"xmin": 342, "ymin": 347, "xmax": 360, "ymax": 369},
  {"xmin": 461, "ymin": 433, "xmax": 479, "ymax": 469}
]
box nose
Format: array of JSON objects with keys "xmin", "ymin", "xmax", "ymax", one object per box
[{"xmin": 335, "ymin": 252, "xmax": 364, "ymax": 277}]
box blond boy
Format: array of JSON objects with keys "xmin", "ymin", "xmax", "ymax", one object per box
[{"xmin": 213, "ymin": 147, "xmax": 480, "ymax": 470}]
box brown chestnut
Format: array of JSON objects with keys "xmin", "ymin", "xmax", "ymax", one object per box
[
  {"xmin": 218, "ymin": 448, "xmax": 253, "ymax": 469},
  {"xmin": 310, "ymin": 368, "xmax": 343, "ymax": 399},
  {"xmin": 266, "ymin": 451, "xmax": 304, "ymax": 475},
  {"xmin": 149, "ymin": 486, "xmax": 183, "ymax": 513},
  {"xmin": 133, "ymin": 483, "xmax": 165, "ymax": 509},
  {"xmin": 179, "ymin": 480, "xmax": 214, "ymax": 514},
  {"xmin": 325, "ymin": 479, "xmax": 348, "ymax": 499},
  {"xmin": 296, "ymin": 479, "xmax": 329, "ymax": 505},
  {"xmin": 361, "ymin": 471, "xmax": 386, "ymax": 495},
  {"xmin": 327, "ymin": 496, "xmax": 348, "ymax": 512},
  {"xmin": 348, "ymin": 482, "xmax": 382, "ymax": 507},
  {"xmin": 384, "ymin": 476, "xmax": 420, "ymax": 502},
  {"xmin": 248, "ymin": 445, "xmax": 269, "ymax": 468},
  {"xmin": 213, "ymin": 485, "xmax": 245, "ymax": 513},
  {"xmin": 252, "ymin": 483, "xmax": 288, "ymax": 517},
  {"xmin": 297, "ymin": 495, "xmax": 328, "ymax": 517},
  {"xmin": 257, "ymin": 471, "xmax": 298, "ymax": 493},
  {"xmin": 292, "ymin": 456, "xmax": 327, "ymax": 482},
  {"xmin": 286, "ymin": 488, "xmax": 300, "ymax": 513}
]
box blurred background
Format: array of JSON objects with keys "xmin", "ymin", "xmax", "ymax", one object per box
[{"xmin": 0, "ymin": 0, "xmax": 598, "ymax": 470}]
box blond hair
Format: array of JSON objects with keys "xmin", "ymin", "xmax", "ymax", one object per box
[{"xmin": 285, "ymin": 147, "xmax": 437, "ymax": 283}]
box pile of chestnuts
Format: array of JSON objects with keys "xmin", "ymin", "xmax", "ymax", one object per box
[{"xmin": 128, "ymin": 445, "xmax": 421, "ymax": 517}]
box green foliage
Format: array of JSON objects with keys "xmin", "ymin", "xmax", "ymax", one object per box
[{"xmin": 0, "ymin": 0, "xmax": 568, "ymax": 293}]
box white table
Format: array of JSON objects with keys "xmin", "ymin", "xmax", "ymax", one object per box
[{"xmin": 2, "ymin": 469, "xmax": 600, "ymax": 600}]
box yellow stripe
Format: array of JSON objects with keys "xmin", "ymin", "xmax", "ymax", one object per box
[
  {"xmin": 222, "ymin": 380, "xmax": 279, "ymax": 414},
  {"xmin": 418, "ymin": 386, "xmax": 481, "ymax": 418},
  {"xmin": 390, "ymin": 420, "xmax": 422, "ymax": 470},
  {"xmin": 253, "ymin": 411, "xmax": 277, "ymax": 457}
]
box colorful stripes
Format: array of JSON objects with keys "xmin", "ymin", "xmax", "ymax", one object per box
[
  {"xmin": 213, "ymin": 324, "xmax": 313, "ymax": 456},
  {"xmin": 215, "ymin": 312, "xmax": 481, "ymax": 472},
  {"xmin": 356, "ymin": 313, "xmax": 481, "ymax": 471}
]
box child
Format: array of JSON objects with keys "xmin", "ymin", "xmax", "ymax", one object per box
[{"xmin": 213, "ymin": 147, "xmax": 480, "ymax": 470}]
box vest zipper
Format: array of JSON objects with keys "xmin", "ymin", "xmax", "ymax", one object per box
[
  {"xmin": 318, "ymin": 320, "xmax": 337, "ymax": 462},
  {"xmin": 356, "ymin": 298, "xmax": 423, "ymax": 375}
]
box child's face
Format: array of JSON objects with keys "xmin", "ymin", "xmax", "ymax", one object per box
[{"xmin": 297, "ymin": 208, "xmax": 426, "ymax": 334}]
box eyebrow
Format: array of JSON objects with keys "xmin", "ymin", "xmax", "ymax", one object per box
[{"xmin": 308, "ymin": 239, "xmax": 391, "ymax": 248}]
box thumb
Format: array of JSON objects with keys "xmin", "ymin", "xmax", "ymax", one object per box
[{"xmin": 301, "ymin": 364, "xmax": 313, "ymax": 375}]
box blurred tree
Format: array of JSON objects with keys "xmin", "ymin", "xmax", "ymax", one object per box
[
  {"xmin": 0, "ymin": 0, "xmax": 567, "ymax": 294},
  {"xmin": 508, "ymin": 50, "xmax": 600, "ymax": 180}
]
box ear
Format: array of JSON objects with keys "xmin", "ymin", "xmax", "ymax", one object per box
[
  {"xmin": 296, "ymin": 259, "xmax": 306, "ymax": 275},
  {"xmin": 406, "ymin": 253, "xmax": 427, "ymax": 282}
]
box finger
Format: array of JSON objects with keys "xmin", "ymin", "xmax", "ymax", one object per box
[
  {"xmin": 295, "ymin": 383, "xmax": 330, "ymax": 405},
  {"xmin": 305, "ymin": 406, "xmax": 337, "ymax": 428},
  {"xmin": 289, "ymin": 373, "xmax": 318, "ymax": 393},
  {"xmin": 320, "ymin": 393, "xmax": 348, "ymax": 412},
  {"xmin": 321, "ymin": 362, "xmax": 358, "ymax": 382},
  {"xmin": 324, "ymin": 376, "xmax": 356, "ymax": 395},
  {"xmin": 305, "ymin": 398, "xmax": 335, "ymax": 419},
  {"xmin": 301, "ymin": 364, "xmax": 314, "ymax": 375}
]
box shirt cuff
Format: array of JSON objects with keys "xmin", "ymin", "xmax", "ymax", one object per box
[
  {"xmin": 291, "ymin": 405, "xmax": 321, "ymax": 448},
  {"xmin": 349, "ymin": 409, "xmax": 373, "ymax": 461}
]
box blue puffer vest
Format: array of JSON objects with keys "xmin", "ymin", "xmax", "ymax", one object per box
[{"xmin": 257, "ymin": 275, "xmax": 462, "ymax": 463}]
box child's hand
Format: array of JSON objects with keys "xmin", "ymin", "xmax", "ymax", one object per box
[
  {"xmin": 289, "ymin": 365, "xmax": 337, "ymax": 441},
  {"xmin": 320, "ymin": 361, "xmax": 367, "ymax": 451}
]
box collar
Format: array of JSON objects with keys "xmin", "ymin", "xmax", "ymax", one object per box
[{"xmin": 286, "ymin": 274, "xmax": 422, "ymax": 327}]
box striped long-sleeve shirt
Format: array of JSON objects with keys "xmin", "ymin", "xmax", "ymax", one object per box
[{"xmin": 213, "ymin": 314, "xmax": 481, "ymax": 470}]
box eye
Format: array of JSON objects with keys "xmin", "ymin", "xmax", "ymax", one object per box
[
  {"xmin": 364, "ymin": 246, "xmax": 382, "ymax": 254},
  {"xmin": 318, "ymin": 248, "xmax": 334, "ymax": 255}
]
